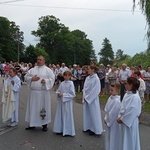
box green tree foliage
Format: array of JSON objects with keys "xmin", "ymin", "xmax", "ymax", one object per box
[
  {"xmin": 115, "ymin": 49, "xmax": 128, "ymax": 61},
  {"xmin": 115, "ymin": 49, "xmax": 150, "ymax": 69},
  {"xmin": 23, "ymin": 45, "xmax": 49, "ymax": 64},
  {"xmin": 0, "ymin": 17, "xmax": 24, "ymax": 62},
  {"xmin": 133, "ymin": 0, "xmax": 150, "ymax": 47},
  {"xmin": 98, "ymin": 38, "xmax": 114, "ymax": 66},
  {"xmin": 32, "ymin": 15, "xmax": 95, "ymax": 65}
]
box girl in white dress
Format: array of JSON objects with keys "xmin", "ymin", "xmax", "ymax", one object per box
[{"xmin": 53, "ymin": 71, "xmax": 76, "ymax": 136}]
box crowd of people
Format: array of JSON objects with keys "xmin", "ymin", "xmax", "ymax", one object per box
[{"xmin": 1, "ymin": 57, "xmax": 150, "ymax": 150}]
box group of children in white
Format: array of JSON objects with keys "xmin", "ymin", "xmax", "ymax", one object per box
[
  {"xmin": 1, "ymin": 64, "xmax": 141, "ymax": 150},
  {"xmin": 53, "ymin": 65, "xmax": 141, "ymax": 150}
]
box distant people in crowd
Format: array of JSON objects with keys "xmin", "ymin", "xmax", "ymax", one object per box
[
  {"xmin": 58, "ymin": 63, "xmax": 69, "ymax": 82},
  {"xmin": 2, "ymin": 68, "xmax": 21, "ymax": 126},
  {"xmin": 0, "ymin": 62, "xmax": 4, "ymax": 77},
  {"xmin": 21, "ymin": 63, "xmax": 28, "ymax": 83},
  {"xmin": 104, "ymin": 68, "xmax": 109, "ymax": 94},
  {"xmin": 119, "ymin": 63, "xmax": 131, "ymax": 101},
  {"xmin": 71, "ymin": 64, "xmax": 78, "ymax": 92},
  {"xmin": 104, "ymin": 83, "xmax": 121, "ymax": 150},
  {"xmin": 81, "ymin": 65, "xmax": 88, "ymax": 91},
  {"xmin": 117, "ymin": 77, "xmax": 141, "ymax": 150},
  {"xmin": 97, "ymin": 64, "xmax": 106, "ymax": 96},
  {"xmin": 107, "ymin": 67, "xmax": 117, "ymax": 85},
  {"xmin": 134, "ymin": 71, "xmax": 146, "ymax": 105},
  {"xmin": 143, "ymin": 66, "xmax": 150, "ymax": 102},
  {"xmin": 4, "ymin": 62, "xmax": 10, "ymax": 77},
  {"xmin": 25, "ymin": 55, "xmax": 55, "ymax": 132},
  {"xmin": 76, "ymin": 65, "xmax": 82, "ymax": 92},
  {"xmin": 53, "ymin": 71, "xmax": 76, "ymax": 137},
  {"xmin": 82, "ymin": 65, "xmax": 103, "ymax": 136}
]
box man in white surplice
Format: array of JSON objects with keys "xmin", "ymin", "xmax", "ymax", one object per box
[
  {"xmin": 82, "ymin": 65, "xmax": 103, "ymax": 136},
  {"xmin": 25, "ymin": 56, "xmax": 55, "ymax": 132}
]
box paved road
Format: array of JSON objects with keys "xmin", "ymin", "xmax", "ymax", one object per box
[{"xmin": 0, "ymin": 78, "xmax": 150, "ymax": 150}]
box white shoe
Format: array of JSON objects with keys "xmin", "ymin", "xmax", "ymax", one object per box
[
  {"xmin": 10, "ymin": 122, "xmax": 18, "ymax": 127},
  {"xmin": 7, "ymin": 120, "xmax": 12, "ymax": 126}
]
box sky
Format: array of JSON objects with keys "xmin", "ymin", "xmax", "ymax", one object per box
[{"xmin": 0, "ymin": 0, "xmax": 148, "ymax": 59}]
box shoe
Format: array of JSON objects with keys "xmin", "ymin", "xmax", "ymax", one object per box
[
  {"xmin": 25, "ymin": 126, "xmax": 35, "ymax": 130},
  {"xmin": 10, "ymin": 122, "xmax": 18, "ymax": 127},
  {"xmin": 42, "ymin": 126, "xmax": 48, "ymax": 132},
  {"xmin": 83, "ymin": 129, "xmax": 91, "ymax": 133},
  {"xmin": 89, "ymin": 131, "xmax": 96, "ymax": 136},
  {"xmin": 56, "ymin": 132, "xmax": 63, "ymax": 135},
  {"xmin": 7, "ymin": 119, "xmax": 12, "ymax": 126},
  {"xmin": 42, "ymin": 124, "xmax": 48, "ymax": 132}
]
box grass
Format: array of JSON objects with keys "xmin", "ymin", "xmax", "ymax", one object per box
[
  {"xmin": 143, "ymin": 102, "xmax": 150, "ymax": 113},
  {"xmin": 75, "ymin": 92, "xmax": 150, "ymax": 113}
]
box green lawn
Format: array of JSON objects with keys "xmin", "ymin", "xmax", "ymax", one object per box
[{"xmin": 75, "ymin": 92, "xmax": 150, "ymax": 113}]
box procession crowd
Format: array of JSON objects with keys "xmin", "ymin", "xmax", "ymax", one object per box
[{"xmin": 1, "ymin": 57, "xmax": 150, "ymax": 150}]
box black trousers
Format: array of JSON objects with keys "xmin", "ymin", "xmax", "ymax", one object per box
[{"xmin": 120, "ymin": 83, "xmax": 126, "ymax": 101}]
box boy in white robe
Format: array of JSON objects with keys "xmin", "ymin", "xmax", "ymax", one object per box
[
  {"xmin": 82, "ymin": 65, "xmax": 103, "ymax": 136},
  {"xmin": 25, "ymin": 56, "xmax": 55, "ymax": 132},
  {"xmin": 2, "ymin": 68, "xmax": 21, "ymax": 126},
  {"xmin": 104, "ymin": 83, "xmax": 121, "ymax": 150},
  {"xmin": 117, "ymin": 77, "xmax": 141, "ymax": 150},
  {"xmin": 53, "ymin": 71, "xmax": 76, "ymax": 136}
]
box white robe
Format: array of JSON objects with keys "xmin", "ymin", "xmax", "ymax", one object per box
[
  {"xmin": 2, "ymin": 75, "xmax": 21, "ymax": 123},
  {"xmin": 104, "ymin": 95, "xmax": 121, "ymax": 150},
  {"xmin": 118, "ymin": 91, "xmax": 141, "ymax": 150},
  {"xmin": 25, "ymin": 65, "xmax": 55, "ymax": 127},
  {"xmin": 53, "ymin": 80, "xmax": 76, "ymax": 136},
  {"xmin": 82, "ymin": 73, "xmax": 103, "ymax": 134}
]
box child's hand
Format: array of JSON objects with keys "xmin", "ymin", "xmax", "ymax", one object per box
[
  {"xmin": 58, "ymin": 93, "xmax": 63, "ymax": 97},
  {"xmin": 117, "ymin": 118, "xmax": 123, "ymax": 124},
  {"xmin": 11, "ymin": 80, "xmax": 14, "ymax": 85},
  {"xmin": 104, "ymin": 120, "xmax": 107, "ymax": 125}
]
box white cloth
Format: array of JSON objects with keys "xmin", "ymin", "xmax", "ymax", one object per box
[
  {"xmin": 104, "ymin": 95, "xmax": 121, "ymax": 150},
  {"xmin": 59, "ymin": 66, "xmax": 69, "ymax": 75},
  {"xmin": 53, "ymin": 80, "xmax": 76, "ymax": 136},
  {"xmin": 119, "ymin": 69, "xmax": 131, "ymax": 81},
  {"xmin": 2, "ymin": 76, "xmax": 21, "ymax": 123},
  {"xmin": 82, "ymin": 73, "xmax": 103, "ymax": 134},
  {"xmin": 118, "ymin": 91, "xmax": 141, "ymax": 150},
  {"xmin": 25, "ymin": 65, "xmax": 55, "ymax": 127},
  {"xmin": 138, "ymin": 78, "xmax": 146, "ymax": 99}
]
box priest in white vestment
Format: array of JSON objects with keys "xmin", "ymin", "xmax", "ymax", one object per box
[
  {"xmin": 82, "ymin": 65, "xmax": 103, "ymax": 136},
  {"xmin": 117, "ymin": 77, "xmax": 141, "ymax": 150},
  {"xmin": 25, "ymin": 56, "xmax": 55, "ymax": 132},
  {"xmin": 2, "ymin": 68, "xmax": 21, "ymax": 126},
  {"xmin": 53, "ymin": 71, "xmax": 76, "ymax": 136},
  {"xmin": 104, "ymin": 83, "xmax": 121, "ymax": 150}
]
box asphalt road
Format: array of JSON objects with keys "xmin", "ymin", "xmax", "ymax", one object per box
[{"xmin": 0, "ymin": 78, "xmax": 150, "ymax": 150}]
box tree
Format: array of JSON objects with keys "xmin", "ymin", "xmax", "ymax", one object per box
[
  {"xmin": 0, "ymin": 17, "xmax": 24, "ymax": 62},
  {"xmin": 98, "ymin": 38, "xmax": 114, "ymax": 66},
  {"xmin": 133, "ymin": 0, "xmax": 150, "ymax": 47},
  {"xmin": 23, "ymin": 45, "xmax": 49, "ymax": 64},
  {"xmin": 32, "ymin": 15, "xmax": 96, "ymax": 65}
]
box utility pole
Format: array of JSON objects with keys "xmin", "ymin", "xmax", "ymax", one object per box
[{"xmin": 17, "ymin": 32, "xmax": 19, "ymax": 62}]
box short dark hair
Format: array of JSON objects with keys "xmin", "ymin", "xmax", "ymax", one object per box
[
  {"xmin": 134, "ymin": 71, "xmax": 141, "ymax": 77},
  {"xmin": 89, "ymin": 65, "xmax": 98, "ymax": 73},
  {"xmin": 9, "ymin": 67, "xmax": 17, "ymax": 74},
  {"xmin": 127, "ymin": 77, "xmax": 140, "ymax": 93},
  {"xmin": 63, "ymin": 70, "xmax": 72, "ymax": 77}
]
